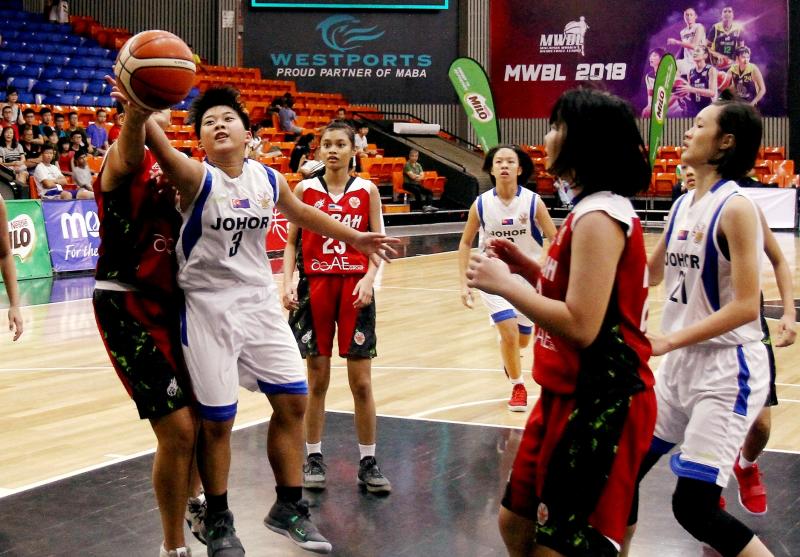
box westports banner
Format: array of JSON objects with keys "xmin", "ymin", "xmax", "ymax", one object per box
[
  {"xmin": 42, "ymin": 199, "xmax": 100, "ymax": 272},
  {"xmin": 244, "ymin": 8, "xmax": 458, "ymax": 103},
  {"xmin": 4, "ymin": 200, "xmax": 52, "ymax": 280},
  {"xmin": 449, "ymin": 57, "xmax": 500, "ymax": 153},
  {"xmin": 490, "ymin": 0, "xmax": 788, "ymax": 118}
]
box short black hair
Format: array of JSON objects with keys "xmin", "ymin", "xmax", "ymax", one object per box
[
  {"xmin": 708, "ymin": 99, "xmax": 762, "ymax": 180},
  {"xmin": 40, "ymin": 107, "xmax": 51, "ymax": 116},
  {"xmin": 54, "ymin": 113, "xmax": 65, "ymax": 119},
  {"xmin": 482, "ymin": 144, "xmax": 534, "ymax": 187},
  {"xmin": 296, "ymin": 133, "xmax": 315, "ymax": 147},
  {"xmin": 22, "ymin": 108, "xmax": 35, "ymax": 116},
  {"xmin": 41, "ymin": 144, "xmax": 55, "ymax": 154},
  {"xmin": 188, "ymin": 86, "xmax": 249, "ymax": 137},
  {"xmin": 68, "ymin": 111, "xmax": 78, "ymax": 118},
  {"xmin": 547, "ymin": 88, "xmax": 650, "ymax": 197},
  {"xmin": 320, "ymin": 120, "xmax": 355, "ymax": 147},
  {"xmin": 735, "ymin": 46, "xmax": 751, "ymax": 57},
  {"xmin": 5, "ymin": 86, "xmax": 17, "ymax": 95}
]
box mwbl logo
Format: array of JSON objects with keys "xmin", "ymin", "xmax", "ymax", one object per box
[{"xmin": 316, "ymin": 15, "xmax": 385, "ymax": 52}]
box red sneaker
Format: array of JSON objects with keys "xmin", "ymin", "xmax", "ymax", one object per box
[
  {"xmin": 733, "ymin": 458, "xmax": 768, "ymax": 515},
  {"xmin": 508, "ymin": 383, "xmax": 528, "ymax": 412},
  {"xmin": 719, "ymin": 495, "xmax": 726, "ymax": 510}
]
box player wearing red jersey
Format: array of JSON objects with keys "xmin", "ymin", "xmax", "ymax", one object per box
[
  {"xmin": 92, "ymin": 100, "xmax": 204, "ymax": 557},
  {"xmin": 283, "ymin": 121, "xmax": 391, "ymax": 494},
  {"xmin": 467, "ymin": 89, "xmax": 655, "ymax": 557}
]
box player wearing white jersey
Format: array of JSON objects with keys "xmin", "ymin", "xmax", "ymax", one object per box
[
  {"xmin": 459, "ymin": 145, "xmax": 556, "ymax": 412},
  {"xmin": 121, "ymin": 85, "xmax": 398, "ymax": 557},
  {"xmin": 624, "ymin": 100, "xmax": 773, "ymax": 557},
  {"xmin": 668, "ymin": 7, "xmax": 707, "ymax": 77}
]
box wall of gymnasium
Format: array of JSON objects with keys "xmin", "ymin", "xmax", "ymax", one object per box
[{"xmin": 21, "ymin": 0, "xmax": 238, "ymax": 67}]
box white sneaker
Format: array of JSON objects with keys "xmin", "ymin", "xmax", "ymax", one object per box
[
  {"xmin": 159, "ymin": 544, "xmax": 192, "ymax": 557},
  {"xmin": 185, "ymin": 493, "xmax": 207, "ymax": 544}
]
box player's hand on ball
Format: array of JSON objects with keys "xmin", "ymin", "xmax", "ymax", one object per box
[{"xmin": 466, "ymin": 253, "xmax": 512, "ymax": 297}]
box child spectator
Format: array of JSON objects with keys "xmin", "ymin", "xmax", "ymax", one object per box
[
  {"xmin": 57, "ymin": 137, "xmax": 73, "ymax": 175},
  {"xmin": 70, "ymin": 150, "xmax": 95, "ymax": 197},
  {"xmin": 34, "ymin": 144, "xmax": 88, "ymax": 199},
  {"xmin": 86, "ymin": 109, "xmax": 109, "ymax": 155}
]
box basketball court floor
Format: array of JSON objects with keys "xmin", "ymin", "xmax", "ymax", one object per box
[{"xmin": 1, "ymin": 225, "xmax": 798, "ymax": 556}]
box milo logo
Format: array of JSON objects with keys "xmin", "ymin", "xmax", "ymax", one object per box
[
  {"xmin": 8, "ymin": 214, "xmax": 36, "ymax": 261},
  {"xmin": 464, "ymin": 92, "xmax": 493, "ymax": 122},
  {"xmin": 654, "ymin": 87, "xmax": 667, "ymax": 123}
]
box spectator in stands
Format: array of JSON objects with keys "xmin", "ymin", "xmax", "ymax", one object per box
[
  {"xmin": 46, "ymin": 129, "xmax": 59, "ymax": 153},
  {"xmin": 403, "ymin": 148, "xmax": 437, "ymax": 213},
  {"xmin": 34, "ymin": 144, "xmax": 90, "ymax": 200},
  {"xmin": 39, "ymin": 108, "xmax": 55, "ymax": 138},
  {"xmin": 86, "ymin": 109, "xmax": 109, "ymax": 155},
  {"xmin": 4, "ymin": 87, "xmax": 24, "ymax": 126},
  {"xmin": 69, "ymin": 129, "xmax": 85, "ymax": 155},
  {"xmin": 70, "ymin": 150, "xmax": 95, "ymax": 197},
  {"xmin": 0, "ymin": 126, "xmax": 28, "ymax": 185},
  {"xmin": 21, "ymin": 109, "xmax": 43, "ymax": 145},
  {"xmin": 57, "ymin": 137, "xmax": 73, "ymax": 175},
  {"xmin": 54, "ymin": 113, "xmax": 67, "ymax": 138},
  {"xmin": 672, "ymin": 165, "xmax": 693, "ymax": 201},
  {"xmin": 278, "ymin": 99, "xmax": 302, "ymax": 135},
  {"xmin": 108, "ymin": 109, "xmax": 123, "ymax": 143},
  {"xmin": 334, "ymin": 107, "xmax": 354, "ymax": 128},
  {"xmin": 46, "ymin": 0, "xmax": 69, "ymax": 24},
  {"xmin": 2, "ymin": 106, "xmax": 19, "ymax": 140},
  {"xmin": 354, "ymin": 125, "xmax": 377, "ymax": 170},
  {"xmin": 66, "ymin": 111, "xmax": 88, "ymax": 146},
  {"xmin": 289, "ymin": 133, "xmax": 316, "ymax": 173},
  {"xmin": 19, "ymin": 126, "xmax": 42, "ymax": 172},
  {"xmin": 267, "ymin": 97, "xmax": 283, "ymax": 118}
]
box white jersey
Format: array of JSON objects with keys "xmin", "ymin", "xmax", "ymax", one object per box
[
  {"xmin": 477, "ymin": 186, "xmax": 544, "ymax": 258},
  {"xmin": 177, "ymin": 159, "xmax": 279, "ymax": 291},
  {"xmin": 661, "ymin": 180, "xmax": 763, "ymax": 345},
  {"xmin": 680, "ymin": 23, "xmax": 706, "ymax": 63}
]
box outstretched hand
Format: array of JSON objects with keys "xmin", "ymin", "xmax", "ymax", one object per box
[
  {"xmin": 353, "ymin": 232, "xmax": 401, "ymax": 263},
  {"xmin": 104, "ymin": 75, "xmax": 154, "ymax": 120}
]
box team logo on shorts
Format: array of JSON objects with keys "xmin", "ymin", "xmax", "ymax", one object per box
[
  {"xmin": 167, "ymin": 378, "xmax": 179, "ymax": 397},
  {"xmin": 354, "ymin": 330, "xmax": 365, "ymax": 345},
  {"xmin": 536, "ymin": 502, "xmax": 549, "ymax": 525},
  {"xmin": 349, "ymin": 197, "xmax": 361, "ymax": 209},
  {"xmin": 301, "ymin": 330, "xmax": 312, "ymax": 344}
]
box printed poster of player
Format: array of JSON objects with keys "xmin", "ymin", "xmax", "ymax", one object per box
[{"xmin": 490, "ymin": 0, "xmax": 787, "ymax": 118}]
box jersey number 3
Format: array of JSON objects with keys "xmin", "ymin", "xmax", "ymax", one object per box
[{"xmin": 229, "ymin": 231, "xmax": 243, "ymax": 257}]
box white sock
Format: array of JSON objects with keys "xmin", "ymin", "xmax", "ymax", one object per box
[
  {"xmin": 509, "ymin": 375, "xmax": 524, "ymax": 385},
  {"xmin": 306, "ymin": 442, "xmax": 322, "ymax": 456},
  {"xmin": 359, "ymin": 443, "xmax": 376, "ymax": 460},
  {"xmin": 189, "ymin": 491, "xmax": 205, "ymax": 503},
  {"xmin": 738, "ymin": 453, "xmax": 756, "ymax": 469}
]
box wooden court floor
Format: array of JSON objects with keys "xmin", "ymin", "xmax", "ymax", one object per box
[{"xmin": 0, "ymin": 230, "xmax": 798, "ymax": 496}]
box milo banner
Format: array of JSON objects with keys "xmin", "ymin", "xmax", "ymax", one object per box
[
  {"xmin": 41, "ymin": 199, "xmax": 100, "ymax": 272},
  {"xmin": 648, "ymin": 53, "xmax": 678, "ymax": 168},
  {"xmin": 3, "ymin": 200, "xmax": 52, "ymax": 280},
  {"xmin": 490, "ymin": 0, "xmax": 788, "ymax": 118},
  {"xmin": 449, "ymin": 57, "xmax": 500, "ymax": 153}
]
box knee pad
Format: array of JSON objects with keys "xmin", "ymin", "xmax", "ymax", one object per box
[{"xmin": 672, "ymin": 478, "xmax": 754, "ymax": 557}]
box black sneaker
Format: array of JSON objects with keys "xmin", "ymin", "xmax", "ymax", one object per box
[
  {"xmin": 264, "ymin": 499, "xmax": 332, "ymax": 554},
  {"xmin": 204, "ymin": 509, "xmax": 245, "ymax": 556},
  {"xmin": 357, "ymin": 456, "xmax": 392, "ymax": 494},
  {"xmin": 303, "ymin": 453, "xmax": 327, "ymax": 490}
]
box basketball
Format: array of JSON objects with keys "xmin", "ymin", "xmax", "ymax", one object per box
[
  {"xmin": 671, "ymin": 77, "xmax": 689, "ymax": 97},
  {"xmin": 114, "ymin": 30, "xmax": 196, "ymax": 111}
]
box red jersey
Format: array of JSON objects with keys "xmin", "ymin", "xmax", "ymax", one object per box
[
  {"xmin": 299, "ymin": 176, "xmax": 372, "ymax": 276},
  {"xmin": 533, "ymin": 192, "xmax": 653, "ymax": 394},
  {"xmin": 94, "ymin": 148, "xmax": 181, "ymax": 297}
]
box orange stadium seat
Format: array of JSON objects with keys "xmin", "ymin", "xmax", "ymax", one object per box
[
  {"xmin": 653, "ymin": 172, "xmax": 676, "ymax": 197},
  {"xmin": 536, "ymin": 173, "xmax": 555, "ymax": 195},
  {"xmin": 773, "ymin": 159, "xmax": 795, "ymax": 177},
  {"xmin": 761, "ymin": 146, "xmax": 786, "ymax": 161},
  {"xmin": 657, "ymin": 146, "xmax": 681, "ymax": 160},
  {"xmin": 752, "ymin": 160, "xmax": 772, "ymax": 181}
]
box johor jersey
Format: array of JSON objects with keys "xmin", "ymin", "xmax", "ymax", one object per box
[
  {"xmin": 533, "ymin": 192, "xmax": 653, "ymax": 394},
  {"xmin": 661, "ymin": 180, "xmax": 764, "ymax": 346},
  {"xmin": 177, "ymin": 159, "xmax": 279, "ymax": 291},
  {"xmin": 730, "ymin": 63, "xmax": 758, "ymax": 103},
  {"xmin": 299, "ymin": 175, "xmax": 371, "ymax": 276},
  {"xmin": 94, "ymin": 148, "xmax": 181, "ymax": 297},
  {"xmin": 477, "ymin": 185, "xmax": 544, "ymax": 259}
]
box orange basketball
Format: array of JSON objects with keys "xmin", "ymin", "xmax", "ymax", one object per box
[{"xmin": 114, "ymin": 30, "xmax": 196, "ymax": 111}]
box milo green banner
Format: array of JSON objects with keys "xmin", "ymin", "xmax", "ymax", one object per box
[
  {"xmin": 3, "ymin": 200, "xmax": 52, "ymax": 281},
  {"xmin": 648, "ymin": 53, "xmax": 677, "ymax": 168},
  {"xmin": 449, "ymin": 57, "xmax": 500, "ymax": 153}
]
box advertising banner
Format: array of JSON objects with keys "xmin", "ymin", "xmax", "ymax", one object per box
[
  {"xmin": 490, "ymin": 0, "xmax": 787, "ymax": 118},
  {"xmin": 3, "ymin": 200, "xmax": 52, "ymax": 281},
  {"xmin": 244, "ymin": 7, "xmax": 458, "ymax": 103},
  {"xmin": 41, "ymin": 199, "xmax": 100, "ymax": 272},
  {"xmin": 648, "ymin": 54, "xmax": 678, "ymax": 167},
  {"xmin": 449, "ymin": 57, "xmax": 500, "ymax": 153}
]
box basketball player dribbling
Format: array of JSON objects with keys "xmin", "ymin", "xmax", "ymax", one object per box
[
  {"xmin": 624, "ymin": 99, "xmax": 773, "ymax": 557},
  {"xmin": 92, "ymin": 100, "xmax": 204, "ymax": 557},
  {"xmin": 467, "ymin": 89, "xmax": 655, "ymax": 557},
  {"xmin": 0, "ymin": 196, "xmax": 22, "ymax": 341},
  {"xmin": 458, "ymin": 145, "xmax": 556, "ymax": 412},
  {"xmin": 282, "ymin": 121, "xmax": 392, "ymax": 495},
  {"xmin": 116, "ymin": 84, "xmax": 398, "ymax": 556}
]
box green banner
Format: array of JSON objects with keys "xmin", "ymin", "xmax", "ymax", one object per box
[
  {"xmin": 448, "ymin": 57, "xmax": 500, "ymax": 153},
  {"xmin": 3, "ymin": 200, "xmax": 53, "ymax": 281},
  {"xmin": 648, "ymin": 53, "xmax": 678, "ymax": 168}
]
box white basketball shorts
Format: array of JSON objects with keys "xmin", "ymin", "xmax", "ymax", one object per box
[
  {"xmin": 478, "ymin": 274, "xmax": 534, "ymax": 334},
  {"xmin": 653, "ymin": 340, "xmax": 769, "ymax": 487},
  {"xmin": 180, "ymin": 283, "xmax": 307, "ymax": 421}
]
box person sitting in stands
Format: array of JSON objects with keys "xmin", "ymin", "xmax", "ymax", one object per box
[
  {"xmin": 0, "ymin": 126, "xmax": 27, "ymax": 185},
  {"xmin": 403, "ymin": 149, "xmax": 437, "ymax": 213},
  {"xmin": 20, "ymin": 109, "xmax": 43, "ymax": 145},
  {"xmin": 278, "ymin": 99, "xmax": 303, "ymax": 135},
  {"xmin": 34, "ymin": 144, "xmax": 91, "ymax": 200},
  {"xmin": 4, "ymin": 87, "xmax": 24, "ymax": 126},
  {"xmin": 19, "ymin": 126, "xmax": 42, "ymax": 173},
  {"xmin": 66, "ymin": 111, "xmax": 88, "ymax": 146},
  {"xmin": 70, "ymin": 150, "xmax": 95, "ymax": 198},
  {"xmin": 57, "ymin": 137, "xmax": 74, "ymax": 175},
  {"xmin": 86, "ymin": 109, "xmax": 110, "ymax": 155},
  {"xmin": 1, "ymin": 105, "xmax": 18, "ymax": 140},
  {"xmin": 108, "ymin": 109, "xmax": 123, "ymax": 144},
  {"xmin": 38, "ymin": 107, "xmax": 56, "ymax": 139}
]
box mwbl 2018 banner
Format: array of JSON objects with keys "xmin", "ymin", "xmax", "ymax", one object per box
[{"xmin": 490, "ymin": 0, "xmax": 787, "ymax": 118}]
